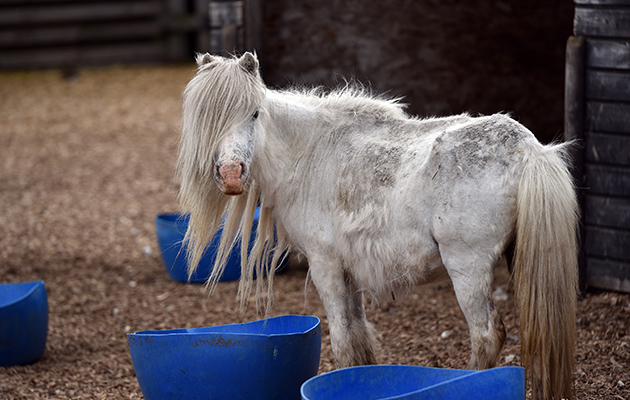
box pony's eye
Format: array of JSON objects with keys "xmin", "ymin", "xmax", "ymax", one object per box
[{"xmin": 252, "ymin": 110, "xmax": 260, "ymax": 120}]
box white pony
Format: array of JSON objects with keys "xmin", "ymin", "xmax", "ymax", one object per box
[{"xmin": 177, "ymin": 52, "xmax": 579, "ymax": 400}]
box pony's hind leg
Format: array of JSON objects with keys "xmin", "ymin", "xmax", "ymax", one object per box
[
  {"xmin": 440, "ymin": 246, "xmax": 506, "ymax": 370},
  {"xmin": 308, "ymin": 255, "xmax": 378, "ymax": 367}
]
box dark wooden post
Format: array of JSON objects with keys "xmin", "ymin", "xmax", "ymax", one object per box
[
  {"xmin": 565, "ymin": 35, "xmax": 587, "ymax": 293},
  {"xmin": 244, "ymin": 0, "xmax": 264, "ymax": 61},
  {"xmin": 195, "ymin": 0, "xmax": 210, "ymax": 53},
  {"xmin": 210, "ymin": 1, "xmax": 244, "ymax": 56},
  {"xmin": 165, "ymin": 0, "xmax": 187, "ymax": 62}
]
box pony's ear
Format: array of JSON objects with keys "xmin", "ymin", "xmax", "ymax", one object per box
[
  {"xmin": 196, "ymin": 53, "xmax": 215, "ymax": 67},
  {"xmin": 238, "ymin": 52, "xmax": 259, "ymax": 75}
]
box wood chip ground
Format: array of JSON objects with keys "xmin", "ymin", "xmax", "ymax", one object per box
[{"xmin": 0, "ymin": 67, "xmax": 628, "ymax": 399}]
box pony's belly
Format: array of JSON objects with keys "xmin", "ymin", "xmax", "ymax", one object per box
[{"xmin": 345, "ymin": 233, "xmax": 446, "ymax": 300}]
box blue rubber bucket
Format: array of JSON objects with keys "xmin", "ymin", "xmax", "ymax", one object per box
[
  {"xmin": 155, "ymin": 207, "xmax": 287, "ymax": 283},
  {"xmin": 0, "ymin": 280, "xmax": 48, "ymax": 366},
  {"xmin": 301, "ymin": 364, "xmax": 525, "ymax": 400},
  {"xmin": 128, "ymin": 315, "xmax": 321, "ymax": 400}
]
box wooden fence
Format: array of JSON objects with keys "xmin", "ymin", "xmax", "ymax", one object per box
[
  {"xmin": 566, "ymin": 0, "xmax": 630, "ymax": 292},
  {"xmin": 0, "ymin": 0, "xmax": 262, "ymax": 70}
]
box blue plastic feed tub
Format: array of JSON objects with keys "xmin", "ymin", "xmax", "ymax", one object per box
[
  {"xmin": 155, "ymin": 207, "xmax": 287, "ymax": 283},
  {"xmin": 0, "ymin": 281, "xmax": 48, "ymax": 366},
  {"xmin": 128, "ymin": 315, "xmax": 321, "ymax": 400},
  {"xmin": 301, "ymin": 364, "xmax": 525, "ymax": 400}
]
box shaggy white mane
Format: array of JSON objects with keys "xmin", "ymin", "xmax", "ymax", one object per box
[{"xmin": 279, "ymin": 84, "xmax": 409, "ymax": 121}]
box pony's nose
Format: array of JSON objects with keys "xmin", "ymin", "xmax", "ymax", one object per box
[{"xmin": 214, "ymin": 161, "xmax": 248, "ymax": 195}]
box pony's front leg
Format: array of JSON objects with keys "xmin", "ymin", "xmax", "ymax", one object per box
[{"xmin": 308, "ymin": 255, "xmax": 378, "ymax": 367}]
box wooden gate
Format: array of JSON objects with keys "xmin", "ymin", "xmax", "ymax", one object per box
[
  {"xmin": 0, "ymin": 0, "xmax": 262, "ymax": 70},
  {"xmin": 566, "ymin": 0, "xmax": 630, "ymax": 292}
]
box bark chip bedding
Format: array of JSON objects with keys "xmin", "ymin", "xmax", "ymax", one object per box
[{"xmin": 0, "ymin": 67, "xmax": 628, "ymax": 399}]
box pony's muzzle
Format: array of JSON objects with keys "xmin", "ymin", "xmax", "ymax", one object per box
[{"xmin": 214, "ymin": 161, "xmax": 249, "ymax": 195}]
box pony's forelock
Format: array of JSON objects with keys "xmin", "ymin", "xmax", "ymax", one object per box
[
  {"xmin": 180, "ymin": 57, "xmax": 263, "ymax": 177},
  {"xmin": 177, "ymin": 54, "xmax": 289, "ymax": 314}
]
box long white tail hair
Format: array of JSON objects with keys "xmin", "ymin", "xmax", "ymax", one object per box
[{"xmin": 514, "ymin": 143, "xmax": 579, "ymax": 400}]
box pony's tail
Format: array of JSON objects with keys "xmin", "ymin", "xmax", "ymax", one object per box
[{"xmin": 514, "ymin": 143, "xmax": 579, "ymax": 400}]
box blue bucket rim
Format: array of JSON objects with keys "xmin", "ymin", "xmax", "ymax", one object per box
[
  {"xmin": 155, "ymin": 212, "xmax": 189, "ymax": 226},
  {"xmin": 156, "ymin": 208, "xmax": 262, "ymax": 227},
  {"xmin": 0, "ymin": 280, "xmax": 46, "ymax": 309},
  {"xmin": 300, "ymin": 364, "xmax": 525, "ymax": 400},
  {"xmin": 127, "ymin": 314, "xmax": 320, "ymax": 339}
]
